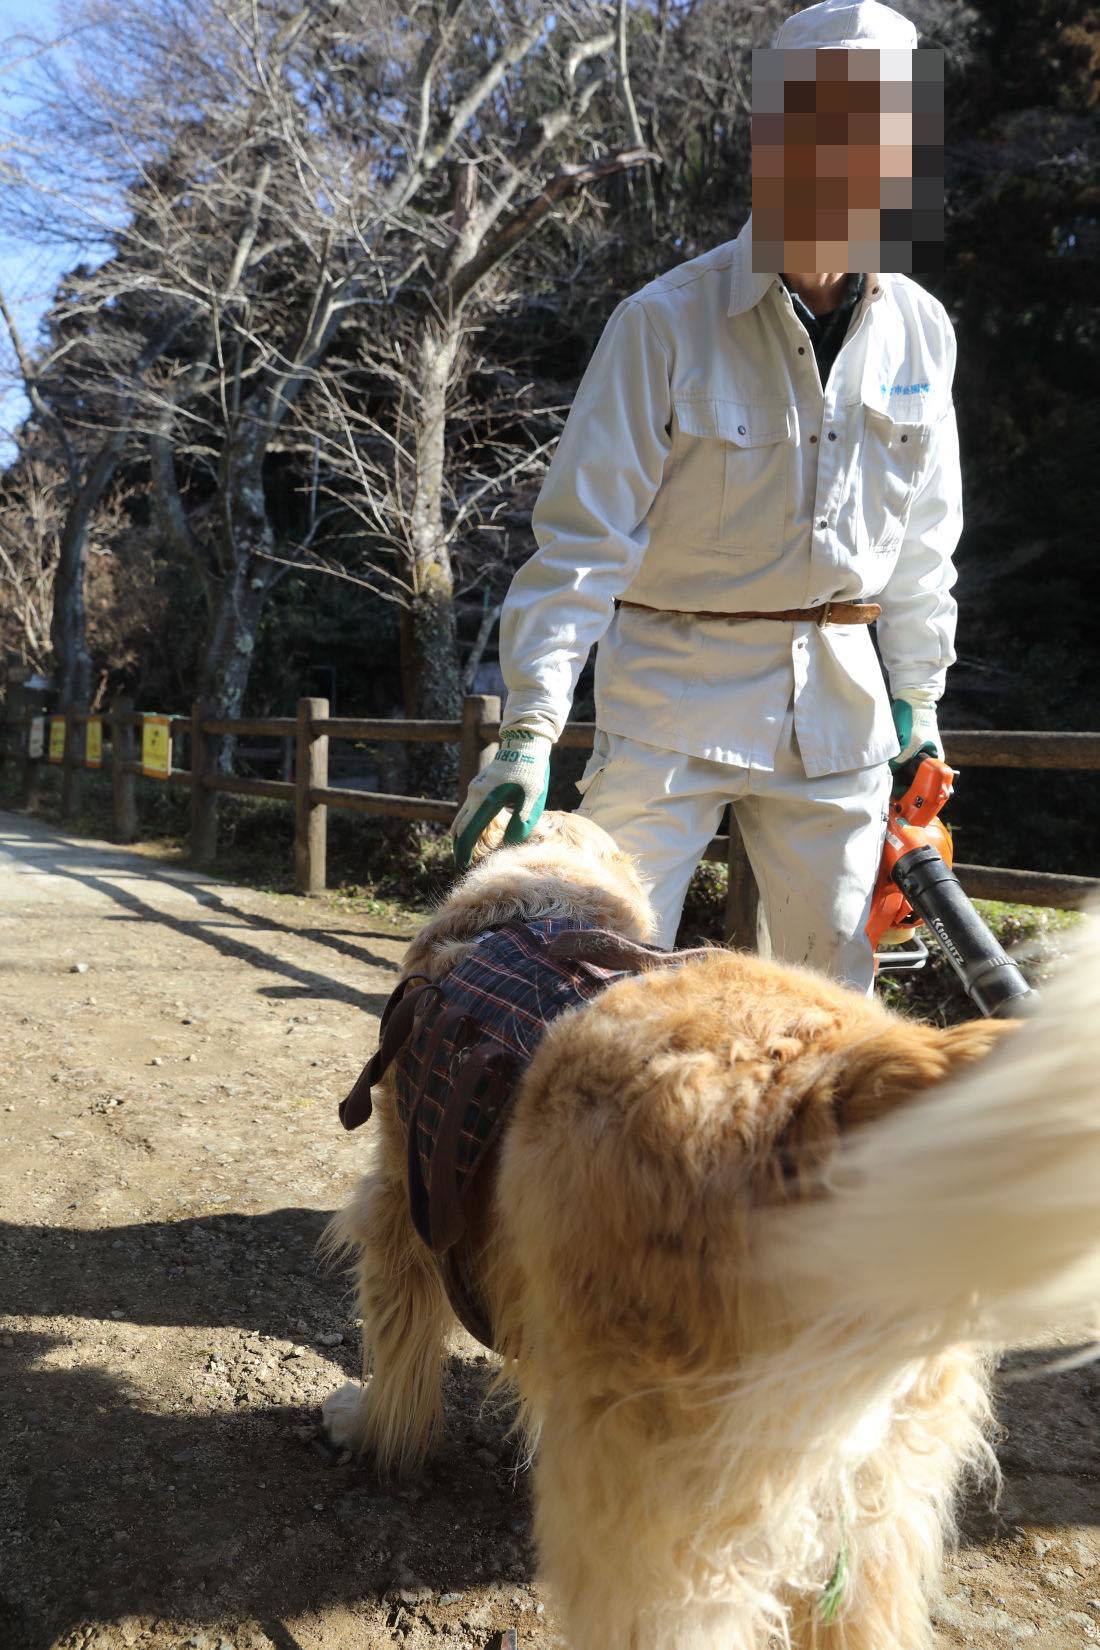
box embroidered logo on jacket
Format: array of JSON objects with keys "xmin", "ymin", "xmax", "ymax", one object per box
[{"xmin": 880, "ymin": 381, "xmax": 930, "ymax": 396}]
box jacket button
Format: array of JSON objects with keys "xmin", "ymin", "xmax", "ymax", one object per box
[
  {"xmin": 818, "ymin": 519, "xmax": 827, "ymax": 529},
  {"xmin": 828, "ymin": 431, "xmax": 837, "ymax": 440},
  {"xmin": 737, "ymin": 424, "xmax": 746, "ymax": 435},
  {"xmin": 798, "ymin": 346, "xmax": 806, "ymax": 355},
  {"xmin": 900, "ymin": 433, "xmax": 908, "ymax": 442},
  {"xmin": 809, "ymin": 434, "xmax": 818, "ymax": 444}
]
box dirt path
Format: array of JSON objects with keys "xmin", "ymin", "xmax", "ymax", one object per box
[{"xmin": 1, "ymin": 811, "xmax": 1096, "ymax": 1650}]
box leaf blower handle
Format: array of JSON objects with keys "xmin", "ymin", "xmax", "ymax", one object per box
[{"xmin": 893, "ymin": 844, "xmax": 1037, "ymax": 1018}]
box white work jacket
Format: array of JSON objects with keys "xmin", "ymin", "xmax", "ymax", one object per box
[{"xmin": 498, "ymin": 214, "xmax": 962, "ymax": 778}]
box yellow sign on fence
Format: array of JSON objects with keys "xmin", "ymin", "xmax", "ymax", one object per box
[
  {"xmin": 141, "ymin": 715, "xmax": 171, "ymax": 780},
  {"xmin": 85, "ymin": 718, "xmax": 103, "ymax": 769},
  {"xmin": 47, "ymin": 715, "xmax": 66, "ymax": 765}
]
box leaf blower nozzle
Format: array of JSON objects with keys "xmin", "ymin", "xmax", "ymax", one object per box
[
  {"xmin": 892, "ymin": 844, "xmax": 1036, "ymax": 1018},
  {"xmin": 867, "ymin": 755, "xmax": 1038, "ymax": 1019}
]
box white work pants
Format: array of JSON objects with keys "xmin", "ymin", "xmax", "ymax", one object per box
[{"xmin": 575, "ymin": 710, "xmax": 892, "ymax": 993}]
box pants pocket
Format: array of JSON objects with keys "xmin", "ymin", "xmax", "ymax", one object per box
[{"xmin": 575, "ymin": 729, "xmax": 612, "ymax": 801}]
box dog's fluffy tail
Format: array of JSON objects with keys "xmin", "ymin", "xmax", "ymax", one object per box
[{"xmin": 759, "ymin": 911, "xmax": 1100, "ymax": 1362}]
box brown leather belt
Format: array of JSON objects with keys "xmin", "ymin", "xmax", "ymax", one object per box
[{"xmin": 617, "ymin": 599, "xmax": 881, "ymax": 626}]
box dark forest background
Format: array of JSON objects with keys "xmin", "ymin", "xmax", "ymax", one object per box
[{"xmin": 0, "ymin": 0, "xmax": 1097, "ymax": 878}]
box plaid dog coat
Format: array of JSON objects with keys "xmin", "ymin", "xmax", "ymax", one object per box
[{"xmin": 339, "ymin": 916, "xmax": 708, "ymax": 1346}]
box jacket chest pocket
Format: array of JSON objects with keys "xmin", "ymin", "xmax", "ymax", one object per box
[
  {"xmin": 858, "ymin": 400, "xmax": 932, "ymax": 552},
  {"xmin": 671, "ymin": 399, "xmax": 793, "ymax": 555}
]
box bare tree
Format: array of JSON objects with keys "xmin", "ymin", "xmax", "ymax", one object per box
[
  {"xmin": 277, "ymin": 3, "xmax": 653, "ymax": 785},
  {"xmin": 3, "ymin": 0, "xmax": 650, "ymax": 787},
  {"xmin": 0, "ymin": 450, "xmax": 63, "ymax": 676},
  {"xmin": 0, "ymin": 279, "xmax": 176, "ymax": 706},
  {"xmin": 4, "ymin": 2, "xmax": 359, "ymax": 737}
]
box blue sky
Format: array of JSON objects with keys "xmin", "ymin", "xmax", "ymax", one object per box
[{"xmin": 1, "ymin": 0, "xmax": 72, "ymax": 444}]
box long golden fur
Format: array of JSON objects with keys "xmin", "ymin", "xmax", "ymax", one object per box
[{"xmin": 323, "ymin": 813, "xmax": 1100, "ymax": 1650}]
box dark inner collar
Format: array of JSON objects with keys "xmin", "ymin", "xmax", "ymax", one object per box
[{"xmin": 782, "ymin": 271, "xmax": 865, "ymax": 325}]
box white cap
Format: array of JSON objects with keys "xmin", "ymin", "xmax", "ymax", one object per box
[{"xmin": 773, "ymin": 0, "xmax": 918, "ymax": 51}]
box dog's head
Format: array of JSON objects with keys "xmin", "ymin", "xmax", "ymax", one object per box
[
  {"xmin": 471, "ymin": 806, "xmax": 638, "ymax": 873},
  {"xmin": 401, "ymin": 810, "xmax": 655, "ymax": 980}
]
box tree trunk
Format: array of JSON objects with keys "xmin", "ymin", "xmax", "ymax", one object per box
[
  {"xmin": 402, "ymin": 321, "xmax": 463, "ymax": 799},
  {"xmin": 196, "ymin": 568, "xmax": 270, "ymax": 720},
  {"xmin": 51, "ymin": 432, "xmax": 128, "ymax": 707},
  {"xmin": 195, "ymin": 447, "xmax": 276, "ymax": 771},
  {"xmin": 51, "ymin": 517, "xmax": 93, "ymax": 708}
]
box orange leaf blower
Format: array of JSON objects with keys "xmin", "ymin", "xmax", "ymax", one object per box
[{"xmin": 867, "ymin": 756, "xmax": 1035, "ymax": 1019}]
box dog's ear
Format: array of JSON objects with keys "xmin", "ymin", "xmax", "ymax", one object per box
[
  {"xmin": 468, "ymin": 810, "xmax": 510, "ymax": 864},
  {"xmin": 469, "ymin": 808, "xmax": 568, "ymax": 865},
  {"xmin": 936, "ymin": 1016, "xmax": 1020, "ymax": 1071},
  {"xmin": 835, "ymin": 1015, "xmax": 1018, "ymax": 1131}
]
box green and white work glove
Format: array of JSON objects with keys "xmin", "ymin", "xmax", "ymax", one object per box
[
  {"xmin": 889, "ymin": 686, "xmax": 944, "ymax": 775},
  {"xmin": 451, "ymin": 723, "xmax": 553, "ymax": 871}
]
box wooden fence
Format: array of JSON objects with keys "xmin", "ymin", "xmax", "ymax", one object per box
[{"xmin": 2, "ymin": 695, "xmax": 1098, "ymax": 946}]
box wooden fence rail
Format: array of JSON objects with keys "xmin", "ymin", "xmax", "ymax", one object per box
[{"xmin": 2, "ymin": 695, "xmax": 1098, "ymax": 944}]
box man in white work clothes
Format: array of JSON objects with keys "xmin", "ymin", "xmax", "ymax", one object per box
[{"xmin": 452, "ymin": 0, "xmax": 959, "ymax": 994}]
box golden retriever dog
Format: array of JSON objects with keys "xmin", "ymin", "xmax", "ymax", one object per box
[{"xmin": 322, "ymin": 812, "xmax": 1100, "ymax": 1650}]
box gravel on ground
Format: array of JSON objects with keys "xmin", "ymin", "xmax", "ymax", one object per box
[{"xmin": 1, "ymin": 811, "xmax": 1096, "ymax": 1650}]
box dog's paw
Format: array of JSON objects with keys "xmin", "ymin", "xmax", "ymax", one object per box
[{"xmin": 322, "ymin": 1379, "xmax": 366, "ymax": 1449}]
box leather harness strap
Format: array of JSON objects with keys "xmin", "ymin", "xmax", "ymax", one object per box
[
  {"xmin": 339, "ymin": 975, "xmax": 440, "ymax": 1131},
  {"xmin": 545, "ymin": 928, "xmax": 717, "ymax": 973},
  {"xmin": 617, "ymin": 598, "xmax": 881, "ymax": 626},
  {"xmin": 427, "ymin": 1039, "xmax": 518, "ymax": 1255},
  {"xmin": 402, "ymin": 1002, "xmax": 471, "ymax": 1250},
  {"xmin": 439, "ymin": 1243, "xmax": 496, "ymax": 1350}
]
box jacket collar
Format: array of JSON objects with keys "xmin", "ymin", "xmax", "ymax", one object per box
[{"xmin": 726, "ymin": 213, "xmax": 885, "ymax": 318}]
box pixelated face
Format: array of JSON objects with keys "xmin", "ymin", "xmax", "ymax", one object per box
[{"xmin": 751, "ymin": 47, "xmax": 944, "ymax": 274}]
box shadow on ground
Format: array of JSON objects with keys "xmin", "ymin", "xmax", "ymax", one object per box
[
  {"xmin": 971, "ymin": 1348, "xmax": 1100, "ymax": 1533},
  {"xmin": 49, "ymin": 864, "xmax": 398, "ymax": 1013},
  {"xmin": 0, "ymin": 814, "xmax": 411, "ymax": 1013},
  {"xmin": 0, "ymin": 1209, "xmax": 534, "ymax": 1650},
  {"xmin": 5, "ymin": 1211, "xmax": 1099, "ymax": 1650}
]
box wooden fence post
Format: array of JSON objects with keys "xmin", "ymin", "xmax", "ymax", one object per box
[
  {"xmin": 4, "ymin": 677, "xmax": 35, "ymax": 810},
  {"xmin": 110, "ymin": 697, "xmax": 138, "ymax": 842},
  {"xmin": 60, "ymin": 703, "xmax": 82, "ymax": 819},
  {"xmin": 190, "ymin": 700, "xmax": 219, "ymax": 867},
  {"xmin": 20, "ymin": 734, "xmax": 40, "ymax": 811},
  {"xmin": 295, "ymin": 696, "xmax": 329, "ymax": 895},
  {"xmin": 457, "ymin": 693, "xmax": 501, "ymax": 807},
  {"xmin": 19, "ymin": 698, "xmax": 42, "ymax": 811},
  {"xmin": 0, "ymin": 677, "xmax": 17, "ymax": 781},
  {"xmin": 724, "ymin": 810, "xmax": 759, "ymax": 951}
]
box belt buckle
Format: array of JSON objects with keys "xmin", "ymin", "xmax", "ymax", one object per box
[{"xmin": 817, "ymin": 601, "xmax": 833, "ymax": 627}]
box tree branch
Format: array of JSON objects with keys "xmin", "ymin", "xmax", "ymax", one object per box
[
  {"xmin": 566, "ymin": 29, "xmax": 616, "ymax": 82},
  {"xmin": 404, "ymin": 0, "xmax": 468, "ymax": 193},
  {"xmin": 462, "ymin": 599, "xmax": 502, "ymax": 693},
  {"xmin": 449, "ymin": 147, "xmax": 658, "ymax": 307},
  {"xmin": 148, "ymin": 417, "xmax": 209, "ymax": 582},
  {"xmin": 617, "ymin": 0, "xmax": 646, "ymax": 152},
  {"xmin": 225, "ymin": 158, "xmax": 273, "ymax": 295},
  {"xmin": 260, "ymin": 265, "xmax": 351, "ymax": 438},
  {"xmin": 385, "ymin": 15, "xmax": 544, "ymax": 215},
  {"xmin": 0, "ymin": 282, "xmax": 77, "ymax": 475},
  {"xmin": 446, "ymin": 45, "xmax": 618, "ymax": 266}
]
